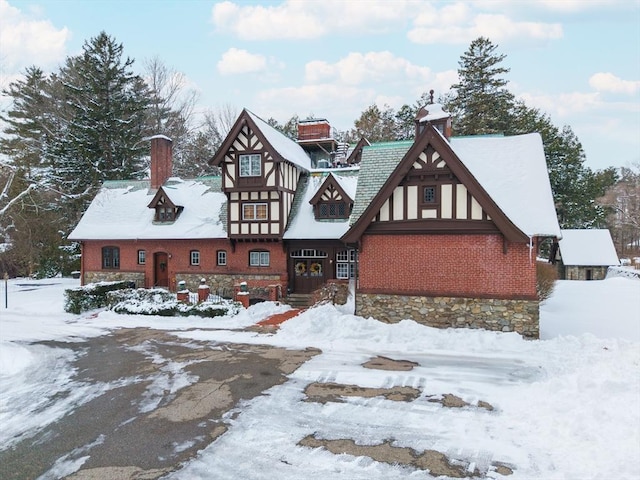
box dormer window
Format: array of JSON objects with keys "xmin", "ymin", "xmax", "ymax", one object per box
[
  {"xmin": 239, "ymin": 154, "xmax": 261, "ymax": 177},
  {"xmin": 157, "ymin": 206, "xmax": 176, "ymax": 222},
  {"xmin": 318, "ymin": 201, "xmax": 348, "ymax": 219},
  {"xmin": 309, "ymin": 174, "xmax": 354, "ymax": 221},
  {"xmin": 147, "ymin": 188, "xmax": 182, "ymax": 223}
]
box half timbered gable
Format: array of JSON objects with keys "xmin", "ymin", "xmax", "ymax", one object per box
[
  {"xmin": 343, "ymin": 124, "xmax": 531, "ymax": 244},
  {"xmin": 374, "ymin": 142, "xmax": 495, "ymax": 231},
  {"xmin": 211, "ymin": 109, "xmax": 311, "ymax": 240}
]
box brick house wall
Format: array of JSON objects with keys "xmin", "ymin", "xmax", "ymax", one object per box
[
  {"xmin": 355, "ymin": 233, "xmax": 540, "ymax": 338},
  {"xmin": 80, "ymin": 239, "xmax": 288, "ymax": 294},
  {"xmin": 358, "ymin": 233, "xmax": 536, "ymax": 299}
]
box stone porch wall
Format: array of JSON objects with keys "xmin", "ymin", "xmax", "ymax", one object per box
[{"xmin": 356, "ymin": 293, "xmax": 539, "ymax": 339}]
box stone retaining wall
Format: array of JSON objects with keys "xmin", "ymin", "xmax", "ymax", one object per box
[{"xmin": 356, "ymin": 293, "xmax": 539, "ymax": 339}]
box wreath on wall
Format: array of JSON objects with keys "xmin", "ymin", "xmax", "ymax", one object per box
[
  {"xmin": 295, "ymin": 262, "xmax": 306, "ymax": 275},
  {"xmin": 310, "ymin": 262, "xmax": 322, "ymax": 276}
]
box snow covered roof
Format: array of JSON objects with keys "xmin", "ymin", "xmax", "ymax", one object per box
[
  {"xmin": 68, "ymin": 177, "xmax": 227, "ymax": 241},
  {"xmin": 246, "ymin": 110, "xmax": 311, "ymax": 172},
  {"xmin": 450, "ymin": 133, "xmax": 561, "ymax": 238},
  {"xmin": 417, "ymin": 103, "xmax": 450, "ymax": 122},
  {"xmin": 284, "ymin": 171, "xmax": 359, "ymax": 240},
  {"xmin": 559, "ymin": 229, "xmax": 620, "ymax": 266}
]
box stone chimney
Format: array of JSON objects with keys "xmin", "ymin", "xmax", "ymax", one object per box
[{"xmin": 150, "ymin": 135, "xmax": 173, "ymax": 189}]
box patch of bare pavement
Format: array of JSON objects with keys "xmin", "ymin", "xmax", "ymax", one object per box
[{"xmin": 0, "ymin": 328, "xmax": 319, "ymax": 480}]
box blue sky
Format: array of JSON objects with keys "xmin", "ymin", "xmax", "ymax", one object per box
[{"xmin": 1, "ymin": 0, "xmax": 639, "ymax": 171}]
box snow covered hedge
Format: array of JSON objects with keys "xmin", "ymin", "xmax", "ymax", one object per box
[
  {"xmin": 107, "ymin": 288, "xmax": 241, "ymax": 317},
  {"xmin": 64, "ymin": 281, "xmax": 134, "ymax": 314}
]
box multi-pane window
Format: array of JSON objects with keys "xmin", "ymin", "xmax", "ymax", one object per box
[
  {"xmin": 190, "ymin": 250, "xmax": 200, "ymax": 266},
  {"xmin": 243, "ymin": 203, "xmax": 268, "ymax": 220},
  {"xmin": 336, "ymin": 249, "xmax": 356, "ymax": 279},
  {"xmin": 249, "ymin": 250, "xmax": 270, "ymax": 267},
  {"xmin": 239, "ymin": 154, "xmax": 261, "ymax": 177},
  {"xmin": 157, "ymin": 206, "xmax": 175, "ymax": 221},
  {"xmin": 138, "ymin": 250, "xmax": 146, "ymax": 265},
  {"xmin": 102, "ymin": 246, "xmax": 120, "ymax": 269},
  {"xmin": 217, "ymin": 250, "xmax": 227, "ymax": 266},
  {"xmin": 424, "ymin": 186, "xmax": 436, "ymax": 203},
  {"xmin": 318, "ymin": 202, "xmax": 348, "ymax": 219}
]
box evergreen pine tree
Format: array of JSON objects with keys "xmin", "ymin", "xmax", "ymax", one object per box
[
  {"xmin": 0, "ymin": 66, "xmax": 54, "ymax": 181},
  {"xmin": 446, "ymin": 37, "xmax": 515, "ymax": 135},
  {"xmin": 51, "ymin": 32, "xmax": 151, "ymax": 204}
]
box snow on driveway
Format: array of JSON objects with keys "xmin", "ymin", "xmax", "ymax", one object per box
[{"xmin": 0, "ymin": 277, "xmax": 638, "ymax": 479}]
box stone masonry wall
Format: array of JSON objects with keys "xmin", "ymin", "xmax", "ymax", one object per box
[
  {"xmin": 357, "ymin": 293, "xmax": 539, "ymax": 339},
  {"xmin": 176, "ymin": 273, "xmax": 285, "ymax": 299},
  {"xmin": 564, "ymin": 265, "xmax": 608, "ymax": 281},
  {"xmin": 84, "ymin": 271, "xmax": 145, "ymax": 287}
]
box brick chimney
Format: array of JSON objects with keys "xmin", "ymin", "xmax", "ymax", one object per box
[
  {"xmin": 150, "ymin": 135, "xmax": 173, "ymax": 189},
  {"xmin": 297, "ymin": 119, "xmax": 331, "ymax": 141}
]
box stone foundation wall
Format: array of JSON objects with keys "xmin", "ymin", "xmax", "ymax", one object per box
[
  {"xmin": 84, "ymin": 271, "xmax": 145, "ymax": 288},
  {"xmin": 564, "ymin": 265, "xmax": 608, "ymax": 281},
  {"xmin": 356, "ymin": 293, "xmax": 539, "ymax": 339}
]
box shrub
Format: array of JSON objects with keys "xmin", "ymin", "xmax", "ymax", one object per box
[
  {"xmin": 537, "ymin": 262, "xmax": 557, "ymax": 302},
  {"xmin": 64, "ymin": 281, "xmax": 134, "ymax": 314},
  {"xmin": 107, "ymin": 288, "xmax": 241, "ymax": 317}
]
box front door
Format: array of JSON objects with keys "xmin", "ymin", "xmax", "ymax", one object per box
[
  {"xmin": 291, "ymin": 249, "xmax": 327, "ymax": 294},
  {"xmin": 154, "ymin": 252, "xmax": 169, "ymax": 287}
]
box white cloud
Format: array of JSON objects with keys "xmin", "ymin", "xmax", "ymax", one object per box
[
  {"xmin": 519, "ymin": 91, "xmax": 601, "ymax": 117},
  {"xmin": 533, "ymin": 0, "xmax": 628, "ymax": 13},
  {"xmin": 305, "ymin": 51, "xmax": 431, "ymax": 86},
  {"xmin": 0, "ymin": 0, "xmax": 70, "ymax": 73},
  {"xmin": 217, "ymin": 48, "xmax": 268, "ymax": 75},
  {"xmin": 212, "ymin": 0, "xmax": 425, "ymax": 40},
  {"xmin": 589, "ymin": 72, "xmax": 640, "ymax": 95},
  {"xmin": 212, "ymin": 1, "xmax": 324, "ymax": 40},
  {"xmin": 211, "ymin": 0, "xmax": 567, "ymax": 45},
  {"xmin": 409, "ymin": 10, "xmax": 562, "ymax": 44}
]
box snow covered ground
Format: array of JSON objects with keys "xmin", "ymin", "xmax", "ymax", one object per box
[{"xmin": 0, "ymin": 276, "xmax": 638, "ymax": 479}]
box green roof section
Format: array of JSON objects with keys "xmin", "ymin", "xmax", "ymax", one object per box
[{"xmin": 349, "ymin": 142, "xmax": 412, "ymax": 226}]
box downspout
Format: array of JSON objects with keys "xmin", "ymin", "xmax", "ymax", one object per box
[{"xmin": 80, "ymin": 241, "xmax": 85, "ymax": 286}]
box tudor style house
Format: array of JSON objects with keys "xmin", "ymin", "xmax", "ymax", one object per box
[{"xmin": 69, "ymin": 103, "xmax": 561, "ymax": 338}]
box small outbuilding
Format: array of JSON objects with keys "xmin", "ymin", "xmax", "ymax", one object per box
[{"xmin": 553, "ymin": 229, "xmax": 620, "ymax": 280}]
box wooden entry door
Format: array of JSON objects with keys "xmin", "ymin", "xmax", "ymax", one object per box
[
  {"xmin": 154, "ymin": 252, "xmax": 169, "ymax": 287},
  {"xmin": 292, "ymin": 258, "xmax": 326, "ymax": 293}
]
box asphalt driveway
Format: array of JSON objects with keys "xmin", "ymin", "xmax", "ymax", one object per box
[{"xmin": 0, "ymin": 328, "xmax": 319, "ymax": 480}]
